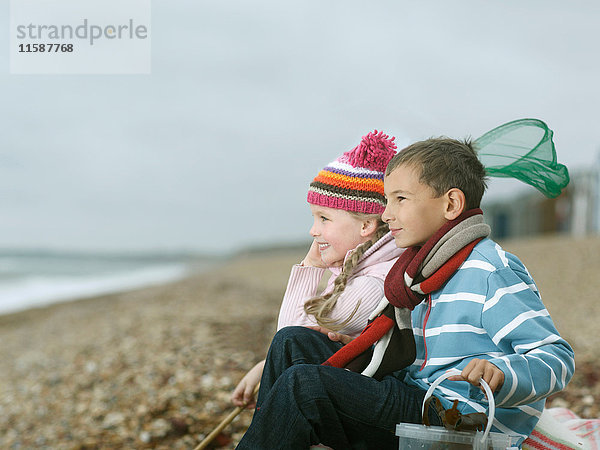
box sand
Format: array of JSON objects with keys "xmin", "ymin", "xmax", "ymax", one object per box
[{"xmin": 1, "ymin": 235, "xmax": 599, "ymax": 449}]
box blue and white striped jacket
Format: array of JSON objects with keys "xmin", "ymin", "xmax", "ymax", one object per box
[{"xmin": 402, "ymin": 238, "xmax": 575, "ymax": 446}]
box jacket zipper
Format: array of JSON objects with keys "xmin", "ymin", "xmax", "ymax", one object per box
[{"xmin": 419, "ymin": 294, "xmax": 432, "ymax": 371}]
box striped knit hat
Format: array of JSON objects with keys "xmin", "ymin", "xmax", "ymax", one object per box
[{"xmin": 307, "ymin": 130, "xmax": 397, "ymax": 215}]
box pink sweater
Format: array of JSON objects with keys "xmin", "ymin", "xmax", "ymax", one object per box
[{"xmin": 276, "ymin": 233, "xmax": 404, "ymax": 338}]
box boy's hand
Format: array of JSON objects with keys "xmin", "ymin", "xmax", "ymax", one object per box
[
  {"xmin": 301, "ymin": 240, "xmax": 328, "ymax": 268},
  {"xmin": 448, "ymin": 358, "xmax": 505, "ymax": 394},
  {"xmin": 306, "ymin": 325, "xmax": 354, "ymax": 345},
  {"xmin": 231, "ymin": 360, "xmax": 265, "ymax": 408}
]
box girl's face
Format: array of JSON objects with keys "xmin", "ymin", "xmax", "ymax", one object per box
[{"xmin": 309, "ymin": 204, "xmax": 371, "ymax": 267}]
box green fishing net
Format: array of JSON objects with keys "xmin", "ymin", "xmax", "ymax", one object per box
[{"xmin": 475, "ymin": 118, "xmax": 570, "ymax": 198}]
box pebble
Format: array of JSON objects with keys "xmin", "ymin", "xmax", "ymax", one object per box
[
  {"xmin": 139, "ymin": 431, "xmax": 151, "ymax": 443},
  {"xmin": 102, "ymin": 412, "xmax": 125, "ymax": 429},
  {"xmin": 150, "ymin": 418, "xmax": 171, "ymax": 438}
]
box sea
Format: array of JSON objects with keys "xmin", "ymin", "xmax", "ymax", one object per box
[{"xmin": 0, "ymin": 250, "xmax": 213, "ymax": 316}]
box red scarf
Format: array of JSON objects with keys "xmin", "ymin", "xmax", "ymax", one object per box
[
  {"xmin": 323, "ymin": 209, "xmax": 490, "ymax": 379},
  {"xmin": 385, "ymin": 208, "xmax": 485, "ymax": 310}
]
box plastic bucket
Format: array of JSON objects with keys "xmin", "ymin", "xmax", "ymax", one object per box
[{"xmin": 395, "ymin": 369, "xmax": 519, "ymax": 449}]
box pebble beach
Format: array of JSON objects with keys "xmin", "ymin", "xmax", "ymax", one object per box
[{"xmin": 1, "ymin": 235, "xmax": 599, "ymax": 449}]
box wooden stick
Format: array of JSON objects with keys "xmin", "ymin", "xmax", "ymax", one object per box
[{"xmin": 194, "ymin": 383, "xmax": 260, "ymax": 450}]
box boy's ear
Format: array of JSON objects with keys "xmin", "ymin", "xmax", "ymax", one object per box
[
  {"xmin": 360, "ymin": 219, "xmax": 378, "ymax": 238},
  {"xmin": 444, "ymin": 188, "xmax": 466, "ymax": 220}
]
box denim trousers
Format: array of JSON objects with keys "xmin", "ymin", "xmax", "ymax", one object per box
[{"xmin": 237, "ymin": 326, "xmax": 441, "ymax": 450}]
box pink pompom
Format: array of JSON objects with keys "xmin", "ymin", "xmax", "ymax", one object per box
[{"xmin": 344, "ymin": 130, "xmax": 397, "ymax": 172}]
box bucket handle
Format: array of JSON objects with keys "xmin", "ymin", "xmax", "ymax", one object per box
[{"xmin": 421, "ymin": 368, "xmax": 495, "ymax": 445}]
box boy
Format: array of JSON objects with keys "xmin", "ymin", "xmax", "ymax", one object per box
[{"xmin": 237, "ymin": 138, "xmax": 575, "ymax": 449}]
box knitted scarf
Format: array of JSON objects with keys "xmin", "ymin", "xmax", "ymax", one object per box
[{"xmin": 322, "ymin": 209, "xmax": 491, "ymax": 380}]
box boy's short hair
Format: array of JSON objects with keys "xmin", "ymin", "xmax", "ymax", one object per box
[{"xmin": 386, "ymin": 137, "xmax": 488, "ymax": 209}]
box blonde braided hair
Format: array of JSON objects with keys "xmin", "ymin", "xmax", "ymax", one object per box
[{"xmin": 303, "ymin": 218, "xmax": 389, "ymax": 332}]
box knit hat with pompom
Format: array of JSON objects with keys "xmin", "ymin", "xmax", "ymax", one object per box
[{"xmin": 307, "ymin": 130, "xmax": 397, "ymax": 214}]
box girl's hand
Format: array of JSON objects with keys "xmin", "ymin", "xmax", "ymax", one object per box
[
  {"xmin": 231, "ymin": 360, "xmax": 265, "ymax": 408},
  {"xmin": 306, "ymin": 325, "xmax": 354, "ymax": 345},
  {"xmin": 447, "ymin": 358, "xmax": 505, "ymax": 394},
  {"xmin": 302, "ymin": 240, "xmax": 328, "ymax": 268}
]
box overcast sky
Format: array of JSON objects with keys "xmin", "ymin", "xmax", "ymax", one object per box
[{"xmin": 1, "ymin": 1, "xmax": 599, "ymax": 253}]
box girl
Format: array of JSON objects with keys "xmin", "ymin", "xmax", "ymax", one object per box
[{"xmin": 231, "ymin": 130, "xmax": 403, "ymax": 407}]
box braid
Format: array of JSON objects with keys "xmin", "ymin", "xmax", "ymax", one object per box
[{"xmin": 303, "ymin": 221, "xmax": 389, "ymax": 332}]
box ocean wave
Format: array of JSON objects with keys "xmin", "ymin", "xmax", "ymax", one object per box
[{"xmin": 0, "ymin": 263, "xmax": 192, "ymax": 315}]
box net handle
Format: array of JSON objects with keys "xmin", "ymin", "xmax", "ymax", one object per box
[{"xmin": 421, "ymin": 368, "xmax": 495, "ymax": 445}]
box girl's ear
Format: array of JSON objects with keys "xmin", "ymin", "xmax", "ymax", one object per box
[
  {"xmin": 360, "ymin": 219, "xmax": 378, "ymax": 238},
  {"xmin": 444, "ymin": 188, "xmax": 466, "ymax": 220}
]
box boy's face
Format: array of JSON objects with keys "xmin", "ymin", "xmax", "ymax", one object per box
[{"xmin": 382, "ymin": 164, "xmax": 450, "ymax": 248}]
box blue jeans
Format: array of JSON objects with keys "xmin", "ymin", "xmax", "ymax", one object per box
[{"xmin": 237, "ymin": 326, "xmax": 442, "ymax": 450}]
